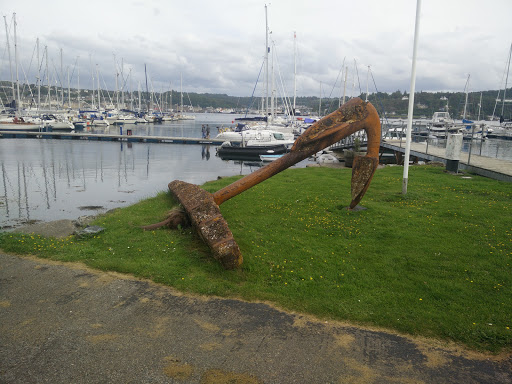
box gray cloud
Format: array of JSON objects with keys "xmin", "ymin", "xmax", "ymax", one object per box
[{"xmin": 2, "ymin": 0, "xmax": 511, "ymax": 100}]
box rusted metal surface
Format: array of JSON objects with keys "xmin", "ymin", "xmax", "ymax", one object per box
[
  {"xmin": 212, "ymin": 97, "xmax": 381, "ymax": 207},
  {"xmin": 164, "ymin": 97, "xmax": 381, "ymax": 269},
  {"xmin": 140, "ymin": 208, "xmax": 189, "ymax": 231},
  {"xmin": 350, "ymin": 156, "xmax": 379, "ymax": 209},
  {"xmin": 168, "ymin": 180, "xmax": 242, "ymax": 269}
]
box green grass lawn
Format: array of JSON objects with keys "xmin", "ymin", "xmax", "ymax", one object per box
[{"xmin": 1, "ymin": 165, "xmax": 511, "ymax": 352}]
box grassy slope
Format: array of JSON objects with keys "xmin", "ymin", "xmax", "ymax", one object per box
[{"xmin": 1, "ymin": 165, "xmax": 511, "ymax": 352}]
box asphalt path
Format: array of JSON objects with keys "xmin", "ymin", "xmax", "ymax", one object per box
[{"xmin": 1, "ymin": 253, "xmax": 511, "ymax": 383}]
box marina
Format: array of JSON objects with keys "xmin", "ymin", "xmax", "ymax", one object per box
[
  {"xmin": 0, "ymin": 114, "xmax": 312, "ymax": 230},
  {"xmin": 2, "ymin": 113, "xmax": 511, "ymax": 231},
  {"xmin": 2, "ymin": 4, "xmax": 512, "ymax": 380},
  {"xmin": 1, "ymin": 19, "xmax": 512, "ymax": 232}
]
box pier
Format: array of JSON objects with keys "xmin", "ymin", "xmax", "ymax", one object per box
[
  {"xmin": 381, "ymin": 139, "xmax": 512, "ymax": 182},
  {"xmin": 0, "ymin": 130, "xmax": 226, "ymax": 145}
]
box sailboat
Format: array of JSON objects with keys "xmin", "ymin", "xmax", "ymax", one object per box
[
  {"xmin": 476, "ymin": 47, "xmax": 512, "ymax": 140},
  {"xmin": 175, "ymin": 74, "xmax": 195, "ymax": 120},
  {"xmin": 216, "ymin": 6, "xmax": 299, "ymax": 161},
  {"xmin": 0, "ymin": 115, "xmax": 40, "ymax": 131},
  {"xmin": 215, "ymin": 5, "xmax": 296, "ymax": 151},
  {"xmin": 496, "ymin": 43, "xmax": 512, "ymax": 128},
  {"xmin": 0, "ymin": 13, "xmax": 40, "ymax": 132}
]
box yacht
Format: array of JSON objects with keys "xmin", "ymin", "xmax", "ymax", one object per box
[
  {"xmin": 216, "ymin": 128, "xmax": 296, "ymax": 160},
  {"xmin": 428, "ymin": 112, "xmax": 461, "ymax": 138}
]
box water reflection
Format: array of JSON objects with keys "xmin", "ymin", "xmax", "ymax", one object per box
[
  {"xmin": 0, "ymin": 138, "xmax": 283, "ymax": 229},
  {"xmin": 201, "ymin": 144, "xmax": 211, "ymax": 160}
]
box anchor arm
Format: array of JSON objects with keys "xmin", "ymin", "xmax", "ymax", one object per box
[{"xmin": 213, "ymin": 97, "xmax": 381, "ymax": 208}]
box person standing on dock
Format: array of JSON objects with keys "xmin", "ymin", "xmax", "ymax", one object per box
[
  {"xmin": 201, "ymin": 125, "xmax": 206, "ymax": 138},
  {"xmin": 206, "ymin": 125, "xmax": 210, "ymax": 139}
]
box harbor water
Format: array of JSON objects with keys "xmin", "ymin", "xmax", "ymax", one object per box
[
  {"xmin": 1, "ymin": 114, "xmax": 511, "ymax": 230},
  {"xmin": 0, "ymin": 114, "xmax": 305, "ymax": 230}
]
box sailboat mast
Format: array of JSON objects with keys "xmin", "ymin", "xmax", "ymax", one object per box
[
  {"xmin": 477, "ymin": 92, "xmax": 482, "ymax": 121},
  {"xmin": 138, "ymin": 81, "xmax": 141, "ymax": 112},
  {"xmin": 180, "ymin": 73, "xmax": 183, "ymax": 114},
  {"xmin": 338, "ymin": 57, "xmax": 346, "ymax": 108},
  {"xmin": 45, "ymin": 45, "xmax": 50, "ymax": 110},
  {"xmin": 365, "ymin": 65, "xmax": 370, "ymax": 102},
  {"xmin": 121, "ymin": 58, "xmax": 124, "ymax": 108},
  {"xmin": 90, "ymin": 54, "xmax": 95, "ymax": 109},
  {"xmin": 501, "ymin": 43, "xmax": 512, "ymax": 119},
  {"xmin": 60, "ymin": 48, "xmax": 64, "ymax": 108},
  {"xmin": 169, "ymin": 82, "xmax": 173, "ymax": 113},
  {"xmin": 77, "ymin": 56, "xmax": 80, "ymax": 111},
  {"xmin": 67, "ymin": 67, "xmax": 70, "ymax": 108},
  {"xmin": 318, "ymin": 81, "xmax": 322, "ymax": 117},
  {"xmin": 342, "ymin": 65, "xmax": 348, "ymax": 105},
  {"xmin": 270, "ymin": 37, "xmax": 275, "ymax": 122},
  {"xmin": 129, "ymin": 68, "xmax": 133, "ymax": 111},
  {"xmin": 97, "ymin": 64, "xmax": 101, "ymax": 110},
  {"xmin": 351, "ymin": 59, "xmax": 357, "ymax": 98},
  {"xmin": 3, "ymin": 16, "xmax": 16, "ymax": 110},
  {"xmin": 463, "ymin": 74, "xmax": 470, "ymax": 120},
  {"xmin": 293, "ymin": 31, "xmax": 296, "ymax": 116},
  {"xmin": 144, "ymin": 64, "xmax": 150, "ymax": 113},
  {"xmin": 37, "ymin": 38, "xmax": 40, "ymax": 112},
  {"xmin": 13, "ymin": 13, "xmax": 22, "ymax": 113},
  {"xmin": 265, "ymin": 4, "xmax": 269, "ymax": 126},
  {"xmin": 114, "ymin": 54, "xmax": 119, "ymax": 110}
]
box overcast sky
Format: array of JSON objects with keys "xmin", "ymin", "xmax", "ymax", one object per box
[{"xmin": 2, "ymin": 0, "xmax": 511, "ymax": 99}]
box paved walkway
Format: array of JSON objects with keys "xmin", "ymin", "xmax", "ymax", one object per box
[{"xmin": 1, "ymin": 253, "xmax": 511, "ymax": 383}]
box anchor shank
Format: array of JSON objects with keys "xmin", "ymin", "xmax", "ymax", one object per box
[{"xmin": 213, "ymin": 97, "xmax": 380, "ymax": 206}]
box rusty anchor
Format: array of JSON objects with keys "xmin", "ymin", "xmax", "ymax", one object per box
[{"xmin": 144, "ymin": 97, "xmax": 381, "ymax": 269}]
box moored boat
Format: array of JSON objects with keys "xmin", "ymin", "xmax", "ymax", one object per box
[
  {"xmin": 0, "ymin": 116, "xmax": 40, "ymax": 132},
  {"xmin": 260, "ymin": 154, "xmax": 283, "ymax": 161},
  {"xmin": 427, "ymin": 111, "xmax": 462, "ymax": 138},
  {"xmin": 216, "ymin": 127, "xmax": 294, "ymax": 160},
  {"xmin": 215, "ymin": 125, "xmax": 295, "ymax": 144},
  {"xmin": 40, "ymin": 114, "xmax": 74, "ymax": 131},
  {"xmin": 217, "ymin": 142, "xmax": 289, "ymax": 160}
]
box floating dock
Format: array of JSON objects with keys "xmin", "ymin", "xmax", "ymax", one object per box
[{"xmin": 0, "ymin": 130, "xmax": 226, "ymax": 146}]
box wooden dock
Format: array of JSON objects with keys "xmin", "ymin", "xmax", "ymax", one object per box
[
  {"xmin": 0, "ymin": 130, "xmax": 226, "ymax": 146},
  {"xmin": 382, "ymin": 139, "xmax": 512, "ymax": 183}
]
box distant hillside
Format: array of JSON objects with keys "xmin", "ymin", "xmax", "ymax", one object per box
[
  {"xmin": 177, "ymin": 88, "xmax": 512, "ymax": 120},
  {"xmin": 362, "ymin": 89, "xmax": 512, "ymax": 120}
]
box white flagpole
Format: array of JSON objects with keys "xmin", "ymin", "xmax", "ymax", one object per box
[{"xmin": 402, "ymin": 0, "xmax": 422, "ymax": 195}]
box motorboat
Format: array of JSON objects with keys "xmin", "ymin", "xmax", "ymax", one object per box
[
  {"xmin": 428, "ymin": 112, "xmax": 461, "ymax": 138},
  {"xmin": 217, "ymin": 128, "xmax": 294, "ymax": 160},
  {"xmin": 113, "ymin": 114, "xmax": 138, "ymax": 125},
  {"xmin": 40, "ymin": 114, "xmax": 74, "ymax": 131},
  {"xmin": 175, "ymin": 113, "xmax": 195, "ymax": 120},
  {"xmin": 215, "ymin": 124, "xmax": 295, "ymax": 144},
  {"xmin": 431, "ymin": 111, "xmax": 454, "ymax": 127},
  {"xmin": 260, "ymin": 154, "xmax": 284, "ymax": 162},
  {"xmin": 217, "ymin": 142, "xmax": 289, "ymax": 160},
  {"xmin": 161, "ymin": 114, "xmax": 177, "ymax": 122}
]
